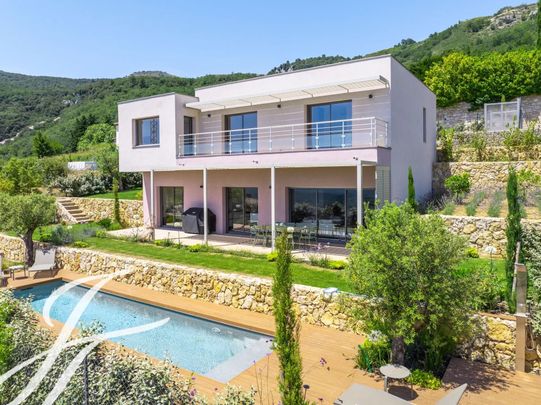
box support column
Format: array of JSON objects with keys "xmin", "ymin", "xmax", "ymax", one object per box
[
  {"xmin": 356, "ymin": 162, "xmax": 363, "ymax": 228},
  {"xmin": 150, "ymin": 170, "xmax": 155, "ymax": 228},
  {"xmin": 203, "ymin": 167, "xmax": 208, "ymax": 244},
  {"xmin": 271, "ymin": 165, "xmax": 276, "ymax": 250}
]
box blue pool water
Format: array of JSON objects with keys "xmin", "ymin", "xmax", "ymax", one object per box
[{"xmin": 15, "ymin": 281, "xmax": 272, "ymax": 382}]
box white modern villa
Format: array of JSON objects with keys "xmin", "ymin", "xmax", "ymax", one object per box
[{"xmin": 117, "ymin": 55, "xmax": 436, "ymax": 247}]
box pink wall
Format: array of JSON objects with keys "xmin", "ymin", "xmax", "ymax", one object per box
[{"xmin": 144, "ymin": 166, "xmax": 375, "ymax": 234}]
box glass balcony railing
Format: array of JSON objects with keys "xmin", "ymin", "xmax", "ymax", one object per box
[{"xmin": 177, "ymin": 117, "xmax": 388, "ymax": 158}]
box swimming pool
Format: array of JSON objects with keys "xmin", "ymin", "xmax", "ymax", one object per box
[{"xmin": 15, "ymin": 281, "xmax": 272, "ymax": 382}]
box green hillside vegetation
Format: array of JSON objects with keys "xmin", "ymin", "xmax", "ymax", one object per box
[{"xmin": 0, "ymin": 73, "xmax": 256, "ymax": 160}]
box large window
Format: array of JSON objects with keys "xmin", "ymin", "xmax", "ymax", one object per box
[
  {"xmin": 183, "ymin": 116, "xmax": 194, "ymax": 156},
  {"xmin": 226, "ymin": 187, "xmax": 258, "ymax": 232},
  {"xmin": 289, "ymin": 187, "xmax": 375, "ymax": 239},
  {"xmin": 308, "ymin": 101, "xmax": 352, "ymax": 149},
  {"xmin": 225, "ymin": 112, "xmax": 257, "ymax": 154},
  {"xmin": 135, "ymin": 117, "xmax": 160, "ymax": 146},
  {"xmin": 160, "ymin": 187, "xmax": 184, "ymax": 228}
]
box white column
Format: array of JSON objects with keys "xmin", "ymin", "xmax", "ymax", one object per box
[
  {"xmin": 203, "ymin": 167, "xmax": 208, "ymax": 244},
  {"xmin": 356, "ymin": 162, "xmax": 363, "ymax": 227},
  {"xmin": 150, "ymin": 170, "xmax": 155, "ymax": 228},
  {"xmin": 271, "ymin": 165, "xmax": 276, "ymax": 250}
]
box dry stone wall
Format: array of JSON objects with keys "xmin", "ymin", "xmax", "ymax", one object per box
[
  {"xmin": 67, "ymin": 198, "xmax": 143, "ymax": 227},
  {"xmin": 442, "ymin": 215, "xmax": 541, "ymax": 256},
  {"xmin": 433, "ymin": 161, "xmax": 541, "ymax": 194}
]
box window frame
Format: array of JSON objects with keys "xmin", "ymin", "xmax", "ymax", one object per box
[
  {"xmin": 224, "ymin": 111, "xmax": 258, "ymax": 154},
  {"xmin": 134, "ymin": 116, "xmax": 160, "ymax": 147}
]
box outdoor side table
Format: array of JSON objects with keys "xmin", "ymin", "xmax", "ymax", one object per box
[
  {"xmin": 8, "ymin": 265, "xmax": 25, "ymax": 280},
  {"xmin": 380, "ymin": 364, "xmax": 412, "ymax": 396}
]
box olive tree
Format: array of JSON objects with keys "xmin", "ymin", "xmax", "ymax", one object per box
[
  {"xmin": 347, "ymin": 203, "xmax": 478, "ymax": 367},
  {"xmin": 0, "ymin": 193, "xmax": 56, "ymax": 265}
]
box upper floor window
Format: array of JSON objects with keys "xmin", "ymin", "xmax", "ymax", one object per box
[
  {"xmin": 135, "ymin": 117, "xmax": 160, "ymax": 146},
  {"xmin": 308, "ymin": 101, "xmax": 352, "ymax": 149},
  {"xmin": 183, "ymin": 116, "xmax": 194, "ymax": 156},
  {"xmin": 225, "ymin": 112, "xmax": 257, "ymax": 154}
]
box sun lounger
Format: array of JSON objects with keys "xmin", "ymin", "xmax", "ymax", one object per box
[{"xmin": 26, "ymin": 248, "xmax": 57, "ymax": 277}]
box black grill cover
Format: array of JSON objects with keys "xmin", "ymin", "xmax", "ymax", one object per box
[{"xmin": 182, "ymin": 207, "xmax": 216, "ymax": 234}]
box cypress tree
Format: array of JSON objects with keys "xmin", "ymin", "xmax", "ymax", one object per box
[
  {"xmin": 407, "ymin": 166, "xmax": 417, "ymax": 211},
  {"xmin": 272, "ymin": 232, "xmax": 306, "ymax": 405},
  {"xmin": 505, "ymin": 167, "xmax": 522, "ymax": 310},
  {"xmin": 113, "ymin": 177, "xmax": 121, "ymax": 225}
]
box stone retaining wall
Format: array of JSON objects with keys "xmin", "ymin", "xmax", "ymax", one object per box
[
  {"xmin": 433, "ymin": 161, "xmax": 541, "ymax": 194},
  {"xmin": 442, "ymin": 215, "xmax": 541, "ymax": 256},
  {"xmin": 1, "ymin": 233, "xmax": 536, "ymax": 370},
  {"xmin": 68, "ymin": 197, "xmax": 144, "ymax": 228}
]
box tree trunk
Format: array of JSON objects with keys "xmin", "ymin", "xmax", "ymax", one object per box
[
  {"xmin": 23, "ymin": 230, "xmax": 35, "ymax": 266},
  {"xmin": 391, "ymin": 336, "xmax": 405, "ymax": 365}
]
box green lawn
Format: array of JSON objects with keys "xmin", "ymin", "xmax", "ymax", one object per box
[
  {"xmin": 86, "ymin": 188, "xmax": 142, "ymax": 200},
  {"xmin": 85, "ymin": 237, "xmax": 354, "ymax": 292}
]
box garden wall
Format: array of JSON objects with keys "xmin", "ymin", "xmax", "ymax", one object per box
[
  {"xmin": 442, "ymin": 215, "xmax": 541, "ymax": 256},
  {"xmin": 68, "ymin": 197, "xmax": 143, "ymax": 228},
  {"xmin": 433, "ymin": 161, "xmax": 541, "ymax": 194},
  {"xmin": 0, "ymin": 233, "xmax": 536, "ymax": 370},
  {"xmin": 437, "ymin": 95, "xmax": 541, "ymax": 129}
]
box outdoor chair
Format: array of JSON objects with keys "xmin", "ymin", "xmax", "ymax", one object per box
[
  {"xmin": 0, "ymin": 253, "xmax": 9, "ymax": 287},
  {"xmin": 249, "ymin": 225, "xmax": 258, "ymax": 245},
  {"xmin": 299, "ymin": 226, "xmax": 317, "ymax": 249},
  {"xmin": 435, "ymin": 384, "xmax": 468, "ymax": 405},
  {"xmin": 26, "ymin": 248, "xmax": 57, "ymax": 278}
]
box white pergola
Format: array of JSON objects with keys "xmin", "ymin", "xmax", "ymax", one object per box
[
  {"xmin": 186, "ymin": 76, "xmax": 389, "ymax": 112},
  {"xmin": 149, "ymin": 159, "xmax": 375, "ymax": 249}
]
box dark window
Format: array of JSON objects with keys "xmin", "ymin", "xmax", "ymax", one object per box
[
  {"xmin": 226, "ymin": 187, "xmax": 258, "ymax": 232},
  {"xmin": 160, "ymin": 187, "xmax": 183, "ymax": 228},
  {"xmin": 288, "ymin": 187, "xmax": 375, "ymax": 239},
  {"xmin": 183, "ymin": 116, "xmax": 194, "ymax": 156},
  {"xmin": 225, "ymin": 112, "xmax": 257, "ymax": 154},
  {"xmin": 422, "ymin": 107, "xmax": 427, "ymax": 143},
  {"xmin": 135, "ymin": 117, "xmax": 160, "ymax": 146},
  {"xmin": 308, "ymin": 101, "xmax": 352, "ymax": 149}
]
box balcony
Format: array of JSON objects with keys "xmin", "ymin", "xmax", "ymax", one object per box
[{"xmin": 177, "ymin": 117, "xmax": 388, "ymax": 158}]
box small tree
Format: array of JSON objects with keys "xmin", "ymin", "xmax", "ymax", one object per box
[
  {"xmin": 78, "ymin": 123, "xmax": 116, "ymax": 151},
  {"xmin": 347, "ymin": 204, "xmax": 476, "ymax": 367},
  {"xmin": 444, "ymin": 173, "xmax": 471, "ymax": 203},
  {"xmin": 407, "ymin": 166, "xmax": 417, "ymax": 211},
  {"xmin": 505, "ymin": 167, "xmax": 522, "ymax": 310},
  {"xmin": 0, "ymin": 193, "xmax": 56, "ymax": 266},
  {"xmin": 32, "ymin": 132, "xmax": 55, "ymax": 158},
  {"xmin": 0, "ymin": 157, "xmax": 43, "ymax": 195},
  {"xmin": 113, "ymin": 177, "xmax": 122, "ymax": 225},
  {"xmin": 272, "ymin": 232, "xmax": 306, "ymax": 405}
]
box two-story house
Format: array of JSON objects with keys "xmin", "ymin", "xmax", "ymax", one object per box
[{"xmin": 117, "ymin": 55, "xmax": 436, "ymax": 248}]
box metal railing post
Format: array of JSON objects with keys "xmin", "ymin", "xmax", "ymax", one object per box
[
  {"xmin": 291, "ymin": 125, "xmax": 294, "ymax": 150},
  {"xmin": 194, "ymin": 134, "xmax": 197, "ymax": 156},
  {"xmin": 315, "ymin": 123, "xmax": 319, "ymax": 149},
  {"xmin": 210, "ymin": 132, "xmax": 214, "ymax": 155},
  {"xmin": 229, "ymin": 132, "xmax": 232, "ymax": 154},
  {"xmin": 341, "ymin": 120, "xmax": 345, "ymax": 148},
  {"xmin": 269, "ymin": 127, "xmax": 272, "ymax": 152}
]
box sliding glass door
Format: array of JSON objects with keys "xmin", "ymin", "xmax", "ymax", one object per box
[
  {"xmin": 289, "ymin": 188, "xmax": 375, "ymax": 239},
  {"xmin": 226, "ymin": 187, "xmax": 258, "ymax": 232},
  {"xmin": 160, "ymin": 187, "xmax": 184, "ymax": 228},
  {"xmin": 308, "ymin": 101, "xmax": 352, "ymax": 149},
  {"xmin": 225, "ymin": 112, "xmax": 257, "ymax": 154}
]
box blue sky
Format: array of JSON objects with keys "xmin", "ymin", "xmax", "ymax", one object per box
[{"xmin": 0, "ymin": 0, "xmax": 530, "ymax": 79}]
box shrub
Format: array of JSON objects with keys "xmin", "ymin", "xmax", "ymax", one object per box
[
  {"xmin": 465, "ymin": 247, "xmax": 479, "ymax": 258},
  {"xmin": 465, "ymin": 191, "xmax": 486, "ymax": 216},
  {"xmin": 95, "ymin": 230, "xmax": 108, "ymax": 238},
  {"xmin": 55, "ymin": 172, "xmax": 112, "ymax": 197},
  {"xmin": 188, "ymin": 243, "xmax": 209, "ymax": 253},
  {"xmin": 355, "ymin": 332, "xmax": 390, "ymax": 373},
  {"xmin": 155, "ymin": 238, "xmax": 176, "ymax": 248},
  {"xmin": 470, "ymin": 131, "xmax": 487, "ymax": 161},
  {"xmin": 329, "ymin": 260, "xmax": 347, "ymax": 270},
  {"xmin": 523, "ymin": 228, "xmax": 541, "ymax": 335},
  {"xmin": 308, "ymin": 253, "xmax": 330, "ymax": 268},
  {"xmin": 406, "ymin": 369, "xmax": 442, "ymax": 390},
  {"xmin": 487, "ymin": 191, "xmax": 505, "ymax": 217},
  {"xmin": 73, "ymin": 241, "xmax": 89, "ymax": 248},
  {"xmin": 444, "ymin": 173, "xmax": 471, "ymax": 202},
  {"xmin": 266, "ymin": 251, "xmax": 278, "ymax": 262},
  {"xmin": 438, "ymin": 127, "xmax": 455, "ymax": 161},
  {"xmin": 97, "ymin": 218, "xmax": 112, "ymax": 229},
  {"xmin": 506, "ymin": 167, "xmax": 522, "ymax": 310},
  {"xmin": 441, "ymin": 199, "xmax": 456, "ymax": 215}
]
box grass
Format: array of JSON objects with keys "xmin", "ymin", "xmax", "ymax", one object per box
[
  {"xmin": 441, "ymin": 200, "xmax": 456, "ymax": 215},
  {"xmin": 487, "ymin": 191, "xmax": 505, "ymax": 218},
  {"xmin": 465, "ymin": 191, "xmax": 486, "ymax": 216},
  {"xmin": 86, "ymin": 188, "xmax": 142, "ymax": 200},
  {"xmin": 84, "ymin": 237, "xmax": 354, "ymax": 292}
]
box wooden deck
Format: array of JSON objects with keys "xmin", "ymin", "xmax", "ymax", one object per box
[{"xmin": 4, "ymin": 271, "xmax": 541, "ymax": 404}]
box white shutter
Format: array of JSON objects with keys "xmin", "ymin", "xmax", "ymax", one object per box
[{"xmin": 375, "ymin": 166, "xmax": 391, "ymax": 207}]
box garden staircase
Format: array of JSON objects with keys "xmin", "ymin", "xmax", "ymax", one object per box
[{"xmin": 57, "ymin": 197, "xmax": 91, "ymax": 224}]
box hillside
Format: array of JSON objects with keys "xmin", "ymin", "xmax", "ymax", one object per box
[
  {"xmin": 0, "ymin": 2, "xmax": 538, "ymax": 161},
  {"xmin": 268, "ymin": 3, "xmax": 538, "ymax": 77}
]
